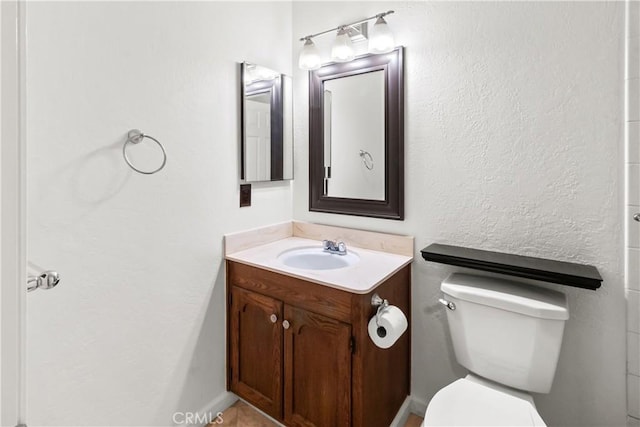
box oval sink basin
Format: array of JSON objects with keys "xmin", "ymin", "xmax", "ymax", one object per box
[{"xmin": 277, "ymin": 247, "xmax": 360, "ymax": 270}]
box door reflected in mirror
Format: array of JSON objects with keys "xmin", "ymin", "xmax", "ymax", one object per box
[
  {"xmin": 323, "ymin": 70, "xmax": 385, "ymax": 200},
  {"xmin": 241, "ymin": 62, "xmax": 293, "ymax": 182}
]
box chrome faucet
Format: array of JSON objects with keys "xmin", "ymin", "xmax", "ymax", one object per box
[{"xmin": 322, "ymin": 239, "xmax": 347, "ymax": 255}]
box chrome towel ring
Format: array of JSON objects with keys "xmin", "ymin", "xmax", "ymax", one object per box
[
  {"xmin": 359, "ymin": 149, "xmax": 374, "ymax": 170},
  {"xmin": 123, "ymin": 129, "xmax": 167, "ymax": 175}
]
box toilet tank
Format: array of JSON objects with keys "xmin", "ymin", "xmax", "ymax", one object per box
[{"xmin": 441, "ymin": 273, "xmax": 569, "ymax": 394}]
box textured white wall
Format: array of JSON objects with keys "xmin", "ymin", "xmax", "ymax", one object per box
[
  {"xmin": 25, "ymin": 2, "xmax": 292, "ymax": 426},
  {"xmin": 626, "ymin": 1, "xmax": 640, "ymax": 424},
  {"xmin": 293, "ymin": 2, "xmax": 626, "ymax": 426}
]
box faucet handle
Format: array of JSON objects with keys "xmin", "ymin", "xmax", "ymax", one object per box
[
  {"xmin": 337, "ymin": 241, "xmax": 347, "ymax": 253},
  {"xmin": 322, "ymin": 239, "xmax": 332, "ymax": 249}
]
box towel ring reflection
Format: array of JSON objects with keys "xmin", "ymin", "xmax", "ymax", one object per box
[
  {"xmin": 359, "ymin": 150, "xmax": 374, "ymax": 170},
  {"xmin": 123, "ymin": 129, "xmax": 167, "ymax": 175}
]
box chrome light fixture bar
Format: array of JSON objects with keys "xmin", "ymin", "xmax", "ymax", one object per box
[{"xmin": 298, "ymin": 10, "xmax": 395, "ymax": 70}]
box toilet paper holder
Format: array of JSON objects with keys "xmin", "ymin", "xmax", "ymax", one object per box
[{"xmin": 371, "ymin": 293, "xmax": 390, "ymax": 325}]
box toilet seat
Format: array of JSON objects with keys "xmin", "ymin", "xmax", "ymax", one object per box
[{"xmin": 422, "ymin": 375, "xmax": 546, "ymax": 427}]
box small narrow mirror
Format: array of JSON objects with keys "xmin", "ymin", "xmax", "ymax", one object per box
[{"xmin": 241, "ymin": 62, "xmax": 293, "ymax": 182}]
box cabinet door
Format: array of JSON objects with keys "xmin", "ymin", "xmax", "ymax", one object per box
[
  {"xmin": 284, "ymin": 305, "xmax": 352, "ymax": 427},
  {"xmin": 229, "ymin": 287, "xmax": 283, "ymax": 419}
]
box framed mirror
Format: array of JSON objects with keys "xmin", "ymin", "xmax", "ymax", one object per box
[
  {"xmin": 309, "ymin": 47, "xmax": 404, "ymax": 220},
  {"xmin": 241, "ymin": 62, "xmax": 293, "ymax": 182}
]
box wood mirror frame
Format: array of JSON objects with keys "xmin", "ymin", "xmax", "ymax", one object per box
[
  {"xmin": 309, "ymin": 47, "xmax": 404, "ymax": 220},
  {"xmin": 240, "ymin": 62, "xmax": 293, "ymax": 182}
]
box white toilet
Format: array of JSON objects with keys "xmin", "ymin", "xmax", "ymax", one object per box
[{"xmin": 422, "ymin": 273, "xmax": 569, "ymax": 427}]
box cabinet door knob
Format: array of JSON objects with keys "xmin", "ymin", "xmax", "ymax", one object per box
[
  {"xmin": 634, "ymin": 213, "xmax": 640, "ymax": 222},
  {"xmin": 282, "ymin": 320, "xmax": 290, "ymax": 330},
  {"xmin": 269, "ymin": 314, "xmax": 278, "ymax": 323}
]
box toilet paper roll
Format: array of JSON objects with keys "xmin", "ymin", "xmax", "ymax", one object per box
[{"xmin": 368, "ymin": 305, "xmax": 408, "ymax": 349}]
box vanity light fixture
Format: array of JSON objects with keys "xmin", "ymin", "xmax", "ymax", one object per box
[
  {"xmin": 369, "ymin": 15, "xmax": 395, "ymax": 54},
  {"xmin": 297, "ymin": 10, "xmax": 395, "ymax": 70},
  {"xmin": 331, "ymin": 27, "xmax": 355, "ymax": 63},
  {"xmin": 243, "ymin": 63, "xmax": 280, "ymax": 84},
  {"xmin": 298, "ymin": 38, "xmax": 322, "ymax": 70}
]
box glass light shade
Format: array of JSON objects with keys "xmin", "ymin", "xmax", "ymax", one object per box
[
  {"xmin": 331, "ymin": 28, "xmax": 355, "ymax": 63},
  {"xmin": 298, "ymin": 38, "xmax": 321, "ymax": 70},
  {"xmin": 369, "ymin": 16, "xmax": 395, "ymax": 54}
]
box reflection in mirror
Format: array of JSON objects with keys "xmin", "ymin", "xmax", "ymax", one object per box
[
  {"xmin": 241, "ymin": 62, "xmax": 293, "ymax": 182},
  {"xmin": 323, "ymin": 70, "xmax": 385, "ymax": 200},
  {"xmin": 309, "ymin": 47, "xmax": 404, "ymax": 220}
]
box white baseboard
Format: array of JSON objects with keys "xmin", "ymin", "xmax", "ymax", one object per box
[{"xmin": 410, "ymin": 395, "xmax": 428, "ymax": 417}]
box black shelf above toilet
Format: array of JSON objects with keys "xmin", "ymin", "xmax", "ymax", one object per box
[{"xmin": 420, "ymin": 243, "xmax": 603, "ymax": 290}]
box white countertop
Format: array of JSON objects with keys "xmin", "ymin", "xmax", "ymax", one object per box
[{"xmin": 225, "ymin": 236, "xmax": 413, "ymax": 294}]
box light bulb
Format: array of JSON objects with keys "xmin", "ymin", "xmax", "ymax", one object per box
[
  {"xmin": 298, "ymin": 38, "xmax": 321, "ymax": 70},
  {"xmin": 331, "ymin": 27, "xmax": 355, "ymax": 63},
  {"xmin": 369, "ymin": 16, "xmax": 395, "ymax": 54}
]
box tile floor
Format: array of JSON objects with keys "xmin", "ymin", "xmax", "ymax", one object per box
[
  {"xmin": 209, "ymin": 400, "xmax": 424, "ymax": 427},
  {"xmin": 404, "ymin": 414, "xmax": 424, "ymax": 427}
]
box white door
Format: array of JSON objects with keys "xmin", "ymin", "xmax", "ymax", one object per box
[
  {"xmin": 1, "ymin": 1, "xmax": 26, "ymax": 426},
  {"xmin": 245, "ymin": 97, "xmax": 271, "ymax": 181}
]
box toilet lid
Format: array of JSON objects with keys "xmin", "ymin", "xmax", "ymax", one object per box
[{"xmin": 423, "ymin": 377, "xmax": 546, "ymax": 427}]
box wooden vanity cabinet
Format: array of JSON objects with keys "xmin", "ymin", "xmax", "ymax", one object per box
[
  {"xmin": 228, "ymin": 286, "xmax": 283, "ymax": 419},
  {"xmin": 226, "ymin": 260, "xmax": 411, "ymax": 427}
]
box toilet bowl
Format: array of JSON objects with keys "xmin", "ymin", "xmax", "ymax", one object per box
[
  {"xmin": 421, "ymin": 374, "xmax": 545, "ymax": 426},
  {"xmin": 422, "ymin": 273, "xmax": 569, "ymax": 426}
]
